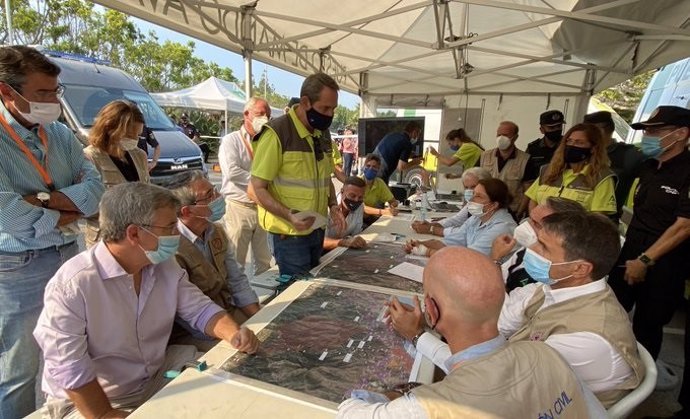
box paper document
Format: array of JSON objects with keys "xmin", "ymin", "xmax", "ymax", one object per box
[
  {"xmin": 387, "ymin": 262, "xmax": 425, "ymax": 283},
  {"xmin": 395, "ymin": 213, "xmax": 416, "ymax": 222},
  {"xmin": 293, "ymin": 210, "xmax": 328, "ymax": 230}
]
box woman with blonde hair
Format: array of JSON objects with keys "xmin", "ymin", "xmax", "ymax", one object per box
[
  {"xmin": 83, "ymin": 100, "xmax": 150, "ymax": 246},
  {"xmin": 524, "ymin": 123, "xmax": 616, "ymax": 214}
]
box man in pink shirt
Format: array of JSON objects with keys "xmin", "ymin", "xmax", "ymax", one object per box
[{"xmin": 34, "ymin": 182, "xmax": 259, "ymax": 419}]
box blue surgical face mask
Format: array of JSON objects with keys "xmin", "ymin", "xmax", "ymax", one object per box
[
  {"xmin": 139, "ymin": 226, "xmax": 180, "ymax": 265},
  {"xmin": 640, "ymin": 128, "xmax": 681, "ymax": 158},
  {"xmin": 363, "ymin": 167, "xmax": 378, "ymax": 181},
  {"xmin": 523, "ymin": 248, "xmax": 579, "ymax": 286},
  {"xmin": 205, "ymin": 196, "xmax": 226, "ymax": 222},
  {"xmin": 449, "ymin": 144, "xmax": 460, "ymax": 151},
  {"xmin": 463, "ymin": 189, "xmax": 474, "ymax": 202}
]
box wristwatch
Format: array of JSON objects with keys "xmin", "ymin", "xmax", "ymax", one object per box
[
  {"xmin": 36, "ymin": 192, "xmax": 51, "ymax": 207},
  {"xmin": 411, "ymin": 329, "xmax": 425, "ymax": 347},
  {"xmin": 638, "ymin": 253, "xmax": 655, "ymax": 266}
]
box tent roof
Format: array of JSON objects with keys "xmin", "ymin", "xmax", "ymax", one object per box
[
  {"xmin": 95, "ymin": 0, "xmax": 690, "ymax": 102},
  {"xmin": 150, "ymin": 76, "xmax": 247, "ymax": 112}
]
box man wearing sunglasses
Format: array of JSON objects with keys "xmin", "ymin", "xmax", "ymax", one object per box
[
  {"xmin": 338, "ymin": 247, "xmax": 605, "ymax": 418},
  {"xmin": 0, "ymin": 45, "xmax": 105, "ymax": 419},
  {"xmin": 34, "ymin": 183, "xmax": 258, "ymax": 419}
]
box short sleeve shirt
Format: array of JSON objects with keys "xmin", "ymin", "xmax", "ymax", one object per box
[
  {"xmin": 452, "ymin": 142, "xmax": 482, "ymax": 168},
  {"xmin": 629, "ymin": 150, "xmax": 690, "ymax": 238},
  {"xmin": 363, "ymin": 177, "xmax": 395, "ymax": 208},
  {"xmin": 180, "ymin": 123, "xmax": 200, "ymax": 139},
  {"xmin": 524, "ymin": 138, "xmax": 558, "ymax": 181},
  {"xmin": 374, "ymin": 132, "xmax": 413, "ymax": 172}
]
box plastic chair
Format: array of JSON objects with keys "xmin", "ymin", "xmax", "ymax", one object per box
[{"xmin": 607, "ymin": 342, "xmax": 658, "ymax": 419}]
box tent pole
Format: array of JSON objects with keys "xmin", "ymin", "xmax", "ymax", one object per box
[
  {"xmin": 244, "ymin": 50, "xmax": 253, "ymax": 100},
  {"xmin": 225, "ymin": 109, "xmax": 228, "ymax": 134},
  {"xmin": 4, "ymin": 0, "xmax": 13, "ymax": 44}
]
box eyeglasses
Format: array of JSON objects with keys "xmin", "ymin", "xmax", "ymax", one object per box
[
  {"xmin": 141, "ymin": 223, "xmax": 178, "ymax": 236},
  {"xmin": 194, "ymin": 187, "xmax": 219, "ymax": 205},
  {"xmin": 10, "ymin": 83, "xmax": 65, "ymax": 100}
]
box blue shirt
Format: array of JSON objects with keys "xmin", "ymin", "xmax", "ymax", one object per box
[
  {"xmin": 373, "ymin": 131, "xmax": 413, "ymax": 179},
  {"xmin": 443, "ymin": 335, "xmax": 507, "ymax": 372},
  {"xmin": 0, "ymin": 102, "xmax": 104, "ymax": 252},
  {"xmin": 442, "ymin": 208, "xmax": 516, "ymax": 255}
]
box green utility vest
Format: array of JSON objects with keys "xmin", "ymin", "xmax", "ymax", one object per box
[
  {"xmin": 535, "ymin": 164, "xmax": 616, "ymax": 210},
  {"xmin": 509, "ymin": 284, "xmax": 645, "ymax": 408},
  {"xmin": 83, "ymin": 146, "xmax": 149, "ymax": 248},
  {"xmin": 255, "ymin": 112, "xmax": 334, "ymax": 236}
]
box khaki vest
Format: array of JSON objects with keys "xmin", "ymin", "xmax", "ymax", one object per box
[
  {"xmin": 254, "ymin": 112, "xmax": 333, "ymax": 236},
  {"xmin": 480, "ymin": 148, "xmax": 529, "ymax": 212},
  {"xmin": 413, "ymin": 341, "xmax": 591, "ymax": 418},
  {"xmin": 509, "ymin": 285, "xmax": 645, "ymax": 408},
  {"xmin": 174, "ymin": 226, "xmax": 234, "ymax": 311},
  {"xmin": 83, "ymin": 146, "xmax": 150, "ymax": 247}
]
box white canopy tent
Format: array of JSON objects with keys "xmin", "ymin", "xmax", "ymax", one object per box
[
  {"xmin": 95, "ymin": 0, "xmax": 690, "ymax": 138},
  {"xmin": 150, "ymin": 76, "xmax": 247, "ymax": 124}
]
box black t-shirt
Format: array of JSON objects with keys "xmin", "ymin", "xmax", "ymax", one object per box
[
  {"xmin": 111, "ymin": 152, "xmax": 140, "ymax": 182},
  {"xmin": 179, "ymin": 123, "xmax": 200, "ymax": 139},
  {"xmin": 607, "ymin": 142, "xmax": 644, "ymax": 216},
  {"xmin": 524, "ymin": 137, "xmax": 559, "ymax": 181},
  {"xmin": 629, "ymin": 150, "xmax": 690, "ymax": 238},
  {"xmin": 137, "ymin": 126, "xmax": 159, "ymax": 154}
]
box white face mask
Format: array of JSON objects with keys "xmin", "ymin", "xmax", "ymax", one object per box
[
  {"xmin": 467, "ymin": 201, "xmax": 486, "ymax": 216},
  {"xmin": 496, "ymin": 135, "xmax": 512, "ymax": 151},
  {"xmin": 251, "ymin": 115, "xmax": 269, "ymax": 134},
  {"xmin": 15, "ymin": 100, "xmax": 61, "ymax": 126},
  {"xmin": 120, "ymin": 138, "xmax": 139, "ymax": 151},
  {"xmin": 513, "ymin": 220, "xmax": 538, "ymax": 248}
]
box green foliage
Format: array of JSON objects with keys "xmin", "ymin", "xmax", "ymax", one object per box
[
  {"xmin": 594, "ymin": 70, "xmax": 655, "ymax": 123},
  {"xmin": 333, "ymin": 103, "xmax": 359, "ymax": 131},
  {"xmin": 251, "ymin": 71, "xmax": 291, "ymax": 110},
  {"xmin": 0, "ymin": 0, "xmax": 237, "ymax": 92}
]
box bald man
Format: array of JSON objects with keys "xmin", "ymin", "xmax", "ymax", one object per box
[{"xmin": 337, "ymin": 248, "xmax": 606, "ymax": 418}]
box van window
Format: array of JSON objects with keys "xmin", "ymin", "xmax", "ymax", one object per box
[{"xmin": 62, "ymin": 85, "xmax": 177, "ymax": 131}]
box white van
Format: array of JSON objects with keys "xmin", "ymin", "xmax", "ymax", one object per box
[
  {"xmin": 46, "ymin": 51, "xmax": 206, "ymax": 185},
  {"xmin": 627, "ymin": 57, "xmax": 690, "ymax": 144}
]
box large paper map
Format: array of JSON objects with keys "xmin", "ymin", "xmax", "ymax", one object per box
[
  {"xmin": 313, "ymin": 242, "xmax": 426, "ymax": 293},
  {"xmin": 219, "ymin": 282, "xmax": 418, "ymax": 404}
]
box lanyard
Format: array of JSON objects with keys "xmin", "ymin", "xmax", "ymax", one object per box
[
  {"xmin": 241, "ymin": 129, "xmax": 254, "ymax": 160},
  {"xmin": 0, "ymin": 113, "xmax": 54, "ymax": 190}
]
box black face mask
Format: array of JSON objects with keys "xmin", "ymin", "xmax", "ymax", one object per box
[
  {"xmin": 306, "ymin": 107, "xmax": 333, "ymax": 131},
  {"xmin": 343, "ymin": 198, "xmax": 363, "ymax": 212},
  {"xmin": 544, "ymin": 130, "xmax": 563, "ymax": 143},
  {"xmin": 563, "ymin": 145, "xmax": 591, "ymax": 163}
]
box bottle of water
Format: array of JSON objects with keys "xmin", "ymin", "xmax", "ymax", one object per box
[{"xmin": 420, "ymin": 188, "xmax": 428, "ymax": 222}]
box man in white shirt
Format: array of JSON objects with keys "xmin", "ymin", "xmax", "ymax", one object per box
[
  {"xmin": 324, "ymin": 176, "xmax": 367, "ymax": 250},
  {"xmin": 337, "ymin": 247, "xmax": 606, "ymax": 419},
  {"xmin": 219, "ymin": 97, "xmax": 272, "ymax": 275},
  {"xmin": 389, "ymin": 211, "xmax": 644, "ymax": 408}
]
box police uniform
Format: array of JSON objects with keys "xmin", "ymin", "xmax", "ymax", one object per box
[
  {"xmin": 607, "ymin": 107, "xmax": 690, "ymax": 417},
  {"xmin": 524, "ymin": 110, "xmax": 565, "ymax": 181}
]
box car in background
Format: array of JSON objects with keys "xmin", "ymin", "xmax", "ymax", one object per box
[{"xmin": 45, "ymin": 50, "xmax": 205, "ymax": 185}]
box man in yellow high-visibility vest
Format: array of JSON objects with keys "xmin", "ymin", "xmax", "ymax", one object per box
[{"xmin": 250, "ymin": 73, "xmax": 345, "ymax": 277}]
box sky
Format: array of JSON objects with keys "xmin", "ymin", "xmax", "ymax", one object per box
[{"xmin": 132, "ymin": 18, "xmax": 361, "ymax": 109}]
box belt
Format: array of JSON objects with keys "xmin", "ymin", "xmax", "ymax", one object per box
[
  {"xmin": 229, "ymin": 199, "xmax": 257, "ymax": 209},
  {"xmin": 0, "ymin": 241, "xmax": 77, "ymax": 256}
]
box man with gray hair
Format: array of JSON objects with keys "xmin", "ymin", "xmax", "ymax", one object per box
[
  {"xmin": 218, "ymin": 97, "xmax": 272, "ymax": 275},
  {"xmin": 411, "ymin": 167, "xmax": 491, "ymax": 236},
  {"xmin": 33, "ymin": 182, "xmax": 258, "ymax": 419},
  {"xmin": 0, "ymin": 45, "xmax": 105, "ymax": 418},
  {"xmin": 168, "ymin": 170, "xmax": 260, "ymax": 350},
  {"xmin": 250, "ymin": 73, "xmax": 345, "ymax": 277}
]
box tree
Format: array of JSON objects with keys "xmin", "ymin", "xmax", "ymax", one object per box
[
  {"xmin": 251, "ymin": 71, "xmax": 291, "ymax": 110},
  {"xmin": 594, "ymin": 70, "xmax": 656, "ymax": 123},
  {"xmin": 0, "ymin": 0, "xmax": 237, "ymax": 92}
]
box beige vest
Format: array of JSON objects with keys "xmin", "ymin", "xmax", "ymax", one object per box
[
  {"xmin": 480, "ymin": 148, "xmax": 529, "ymax": 213},
  {"xmin": 509, "ymin": 284, "xmax": 645, "ymax": 407},
  {"xmin": 413, "ymin": 341, "xmax": 591, "ymax": 419},
  {"xmin": 171, "ymin": 226, "xmax": 236, "ymax": 342},
  {"xmin": 83, "ymin": 146, "xmax": 150, "ymax": 247}
]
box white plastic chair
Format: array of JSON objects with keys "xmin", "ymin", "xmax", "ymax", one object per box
[{"xmin": 607, "ymin": 342, "xmax": 658, "ymax": 419}]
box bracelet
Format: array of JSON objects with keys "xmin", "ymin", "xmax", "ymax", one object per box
[{"xmin": 378, "ymin": 209, "xmax": 382, "ymax": 216}]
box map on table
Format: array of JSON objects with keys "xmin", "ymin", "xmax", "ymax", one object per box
[
  {"xmin": 313, "ymin": 242, "xmax": 426, "ymax": 293},
  {"xmin": 218, "ymin": 282, "xmax": 418, "ymax": 404}
]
